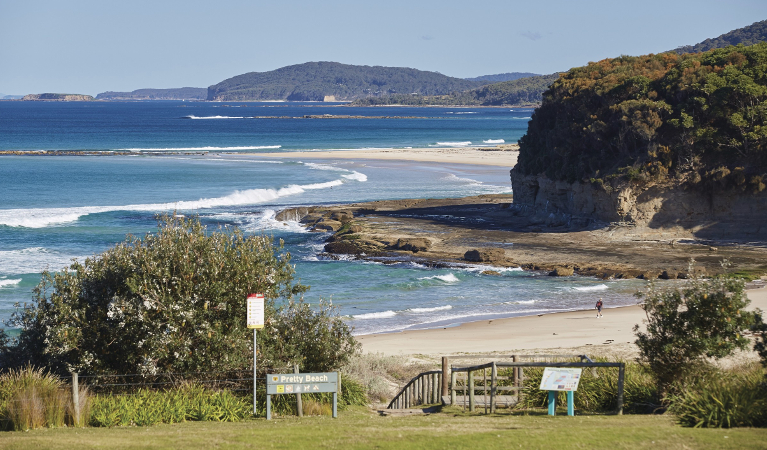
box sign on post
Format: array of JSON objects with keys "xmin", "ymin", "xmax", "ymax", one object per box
[
  {"xmin": 247, "ymin": 293, "xmax": 265, "ymax": 416},
  {"xmin": 540, "ymin": 368, "xmax": 582, "ymax": 416},
  {"xmin": 539, "ymin": 368, "xmax": 582, "ymax": 391},
  {"xmin": 265, "ymin": 371, "xmax": 339, "ymax": 420},
  {"xmin": 247, "ymin": 294, "xmax": 264, "ymax": 329}
]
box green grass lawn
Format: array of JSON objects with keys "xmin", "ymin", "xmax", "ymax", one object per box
[{"xmin": 1, "ymin": 406, "xmax": 766, "ymax": 449}]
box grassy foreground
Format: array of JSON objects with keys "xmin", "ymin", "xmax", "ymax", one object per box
[{"xmin": 1, "ymin": 406, "xmax": 765, "ymax": 450}]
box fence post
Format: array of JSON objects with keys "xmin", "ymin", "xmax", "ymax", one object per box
[
  {"xmin": 468, "ymin": 371, "xmax": 475, "ymax": 412},
  {"xmin": 616, "ymin": 363, "xmax": 625, "ymax": 415},
  {"xmin": 293, "ymin": 365, "xmax": 303, "ymax": 417},
  {"xmin": 512, "ymin": 355, "xmax": 519, "ymax": 404},
  {"xmin": 441, "ymin": 356, "xmax": 449, "ymax": 398},
  {"xmin": 490, "ymin": 362, "xmax": 497, "ymax": 414},
  {"xmin": 431, "ymin": 373, "xmax": 442, "ymax": 403},
  {"xmin": 450, "ymin": 370, "xmax": 457, "ymax": 405},
  {"xmin": 71, "ymin": 372, "xmax": 79, "ymax": 426},
  {"xmin": 483, "ymin": 367, "xmax": 488, "ymax": 414}
]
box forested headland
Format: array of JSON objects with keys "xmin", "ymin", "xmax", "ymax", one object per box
[
  {"xmin": 96, "ymin": 87, "xmax": 207, "ymax": 100},
  {"xmin": 350, "ymin": 73, "xmax": 560, "ymax": 107},
  {"xmin": 206, "ymin": 62, "xmax": 485, "ymax": 101},
  {"xmin": 515, "ymin": 43, "xmax": 767, "ymax": 194}
]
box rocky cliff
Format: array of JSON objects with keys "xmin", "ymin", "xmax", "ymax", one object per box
[{"xmin": 510, "ymin": 169, "xmax": 767, "ymax": 240}]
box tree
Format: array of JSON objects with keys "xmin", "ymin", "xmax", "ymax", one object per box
[
  {"xmin": 4, "ymin": 215, "xmax": 358, "ymax": 376},
  {"xmin": 634, "ymin": 269, "xmax": 754, "ymax": 398}
]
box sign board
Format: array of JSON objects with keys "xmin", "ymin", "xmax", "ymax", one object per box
[
  {"xmin": 539, "ymin": 368, "xmax": 583, "ymax": 391},
  {"xmin": 266, "ymin": 372, "xmax": 338, "ymax": 395},
  {"xmin": 246, "ymin": 293, "xmax": 264, "ymax": 329}
]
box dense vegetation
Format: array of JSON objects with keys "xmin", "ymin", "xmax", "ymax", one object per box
[
  {"xmin": 206, "ymin": 62, "xmax": 485, "ymax": 101},
  {"xmin": 516, "ymin": 43, "xmax": 767, "ymax": 192},
  {"xmin": 464, "ymin": 72, "xmax": 540, "ymax": 82},
  {"xmin": 96, "ymin": 87, "xmax": 207, "ymax": 100},
  {"xmin": 0, "ymin": 215, "xmax": 358, "ymax": 376},
  {"xmin": 634, "ymin": 274, "xmax": 754, "ymax": 397},
  {"xmin": 351, "ymin": 73, "xmax": 560, "ymax": 106},
  {"xmin": 674, "ymin": 19, "xmax": 767, "ymax": 54}
]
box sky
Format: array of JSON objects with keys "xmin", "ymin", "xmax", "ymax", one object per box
[{"xmin": 1, "ymin": 0, "xmax": 766, "ymax": 96}]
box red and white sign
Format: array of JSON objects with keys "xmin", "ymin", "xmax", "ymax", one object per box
[{"xmin": 247, "ymin": 293, "xmax": 265, "ymax": 329}]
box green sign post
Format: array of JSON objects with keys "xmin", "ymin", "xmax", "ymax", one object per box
[{"xmin": 266, "ymin": 371, "xmax": 339, "ymax": 420}]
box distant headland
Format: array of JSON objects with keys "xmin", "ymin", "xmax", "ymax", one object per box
[{"xmin": 21, "ymin": 93, "xmax": 94, "ymax": 101}]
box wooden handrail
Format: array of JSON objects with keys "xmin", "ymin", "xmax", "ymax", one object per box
[{"xmin": 387, "ymin": 370, "xmax": 443, "ymax": 409}]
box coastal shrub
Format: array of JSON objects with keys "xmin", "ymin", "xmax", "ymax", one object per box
[
  {"xmin": 670, "ymin": 364, "xmax": 767, "ymax": 428},
  {"xmin": 259, "ymin": 298, "xmax": 359, "ymax": 374},
  {"xmin": 634, "ymin": 272, "xmax": 753, "ymax": 398},
  {"xmin": 4, "ymin": 215, "xmax": 356, "ymax": 377}
]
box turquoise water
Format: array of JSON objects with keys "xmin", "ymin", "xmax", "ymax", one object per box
[{"xmin": 0, "ymin": 102, "xmax": 644, "ymax": 335}]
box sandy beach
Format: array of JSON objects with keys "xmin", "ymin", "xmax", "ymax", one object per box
[
  {"xmin": 358, "ymin": 288, "xmax": 767, "ymax": 356},
  {"xmin": 250, "ymin": 146, "xmax": 519, "ymax": 167}
]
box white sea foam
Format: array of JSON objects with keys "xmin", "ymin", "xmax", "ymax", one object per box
[
  {"xmin": 353, "ymin": 310, "xmax": 397, "ymax": 320},
  {"xmin": 0, "ymin": 279, "xmax": 22, "ymax": 287},
  {"xmin": 512, "ymin": 117, "xmax": 532, "ymax": 120},
  {"xmin": 239, "ymin": 210, "xmax": 311, "ymax": 234},
  {"xmin": 483, "ymin": 139, "xmax": 505, "ymax": 144},
  {"xmin": 119, "ymin": 146, "xmax": 282, "ymax": 152},
  {"xmin": 409, "ymin": 305, "xmax": 452, "ymax": 313},
  {"xmin": 434, "ymin": 141, "xmax": 472, "ymax": 147},
  {"xmin": 302, "ymin": 162, "xmax": 368, "ymax": 182},
  {"xmin": 572, "ymin": 284, "xmax": 609, "ymax": 292},
  {"xmin": 505, "ymin": 300, "xmax": 536, "ymax": 305},
  {"xmin": 184, "ymin": 115, "xmax": 245, "ymax": 119},
  {"xmin": 419, "ymin": 273, "xmax": 460, "ymax": 283},
  {"xmin": 457, "ymin": 264, "xmax": 523, "ymax": 273},
  {"xmin": 444, "ymin": 173, "xmax": 483, "ymax": 185},
  {"xmin": 342, "ymin": 172, "xmax": 368, "ymax": 182},
  {"xmin": 0, "ymin": 247, "xmax": 86, "ymax": 275},
  {"xmin": 0, "ymin": 180, "xmax": 345, "ymax": 228}
]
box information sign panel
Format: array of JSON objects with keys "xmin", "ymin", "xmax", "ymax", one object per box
[
  {"xmin": 247, "ymin": 293, "xmax": 264, "ymax": 329},
  {"xmin": 539, "ymin": 368, "xmax": 583, "ymax": 391},
  {"xmin": 266, "ymin": 372, "xmax": 338, "ymax": 395}
]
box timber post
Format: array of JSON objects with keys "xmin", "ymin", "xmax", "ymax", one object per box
[
  {"xmin": 441, "ymin": 357, "xmax": 449, "ymax": 398},
  {"xmin": 616, "ymin": 363, "xmax": 625, "ymax": 415}
]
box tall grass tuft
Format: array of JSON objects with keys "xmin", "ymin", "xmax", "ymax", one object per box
[
  {"xmin": 670, "ymin": 364, "xmax": 767, "ymax": 428},
  {"xmin": 0, "ymin": 366, "xmax": 72, "ymax": 431}
]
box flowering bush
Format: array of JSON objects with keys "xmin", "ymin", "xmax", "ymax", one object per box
[{"xmin": 4, "ymin": 215, "xmax": 356, "ymax": 376}]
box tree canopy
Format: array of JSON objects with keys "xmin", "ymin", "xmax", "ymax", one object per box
[{"xmin": 516, "ymin": 43, "xmax": 767, "ymax": 192}]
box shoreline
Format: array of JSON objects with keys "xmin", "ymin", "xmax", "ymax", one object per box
[
  {"xmin": 358, "ymin": 287, "xmax": 767, "ymax": 356},
  {"xmin": 248, "ymin": 146, "xmax": 519, "ymax": 167}
]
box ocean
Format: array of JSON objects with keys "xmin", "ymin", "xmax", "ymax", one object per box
[{"xmin": 0, "ymin": 101, "xmax": 644, "ymax": 336}]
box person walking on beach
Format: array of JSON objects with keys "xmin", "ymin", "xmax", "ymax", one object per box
[{"xmin": 595, "ymin": 298, "xmax": 603, "ymax": 318}]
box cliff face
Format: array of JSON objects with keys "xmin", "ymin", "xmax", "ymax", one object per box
[{"xmin": 510, "ymin": 169, "xmax": 767, "ymax": 239}]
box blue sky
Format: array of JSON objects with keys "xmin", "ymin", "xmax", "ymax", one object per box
[{"xmin": 1, "ymin": 0, "xmax": 766, "ymax": 95}]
